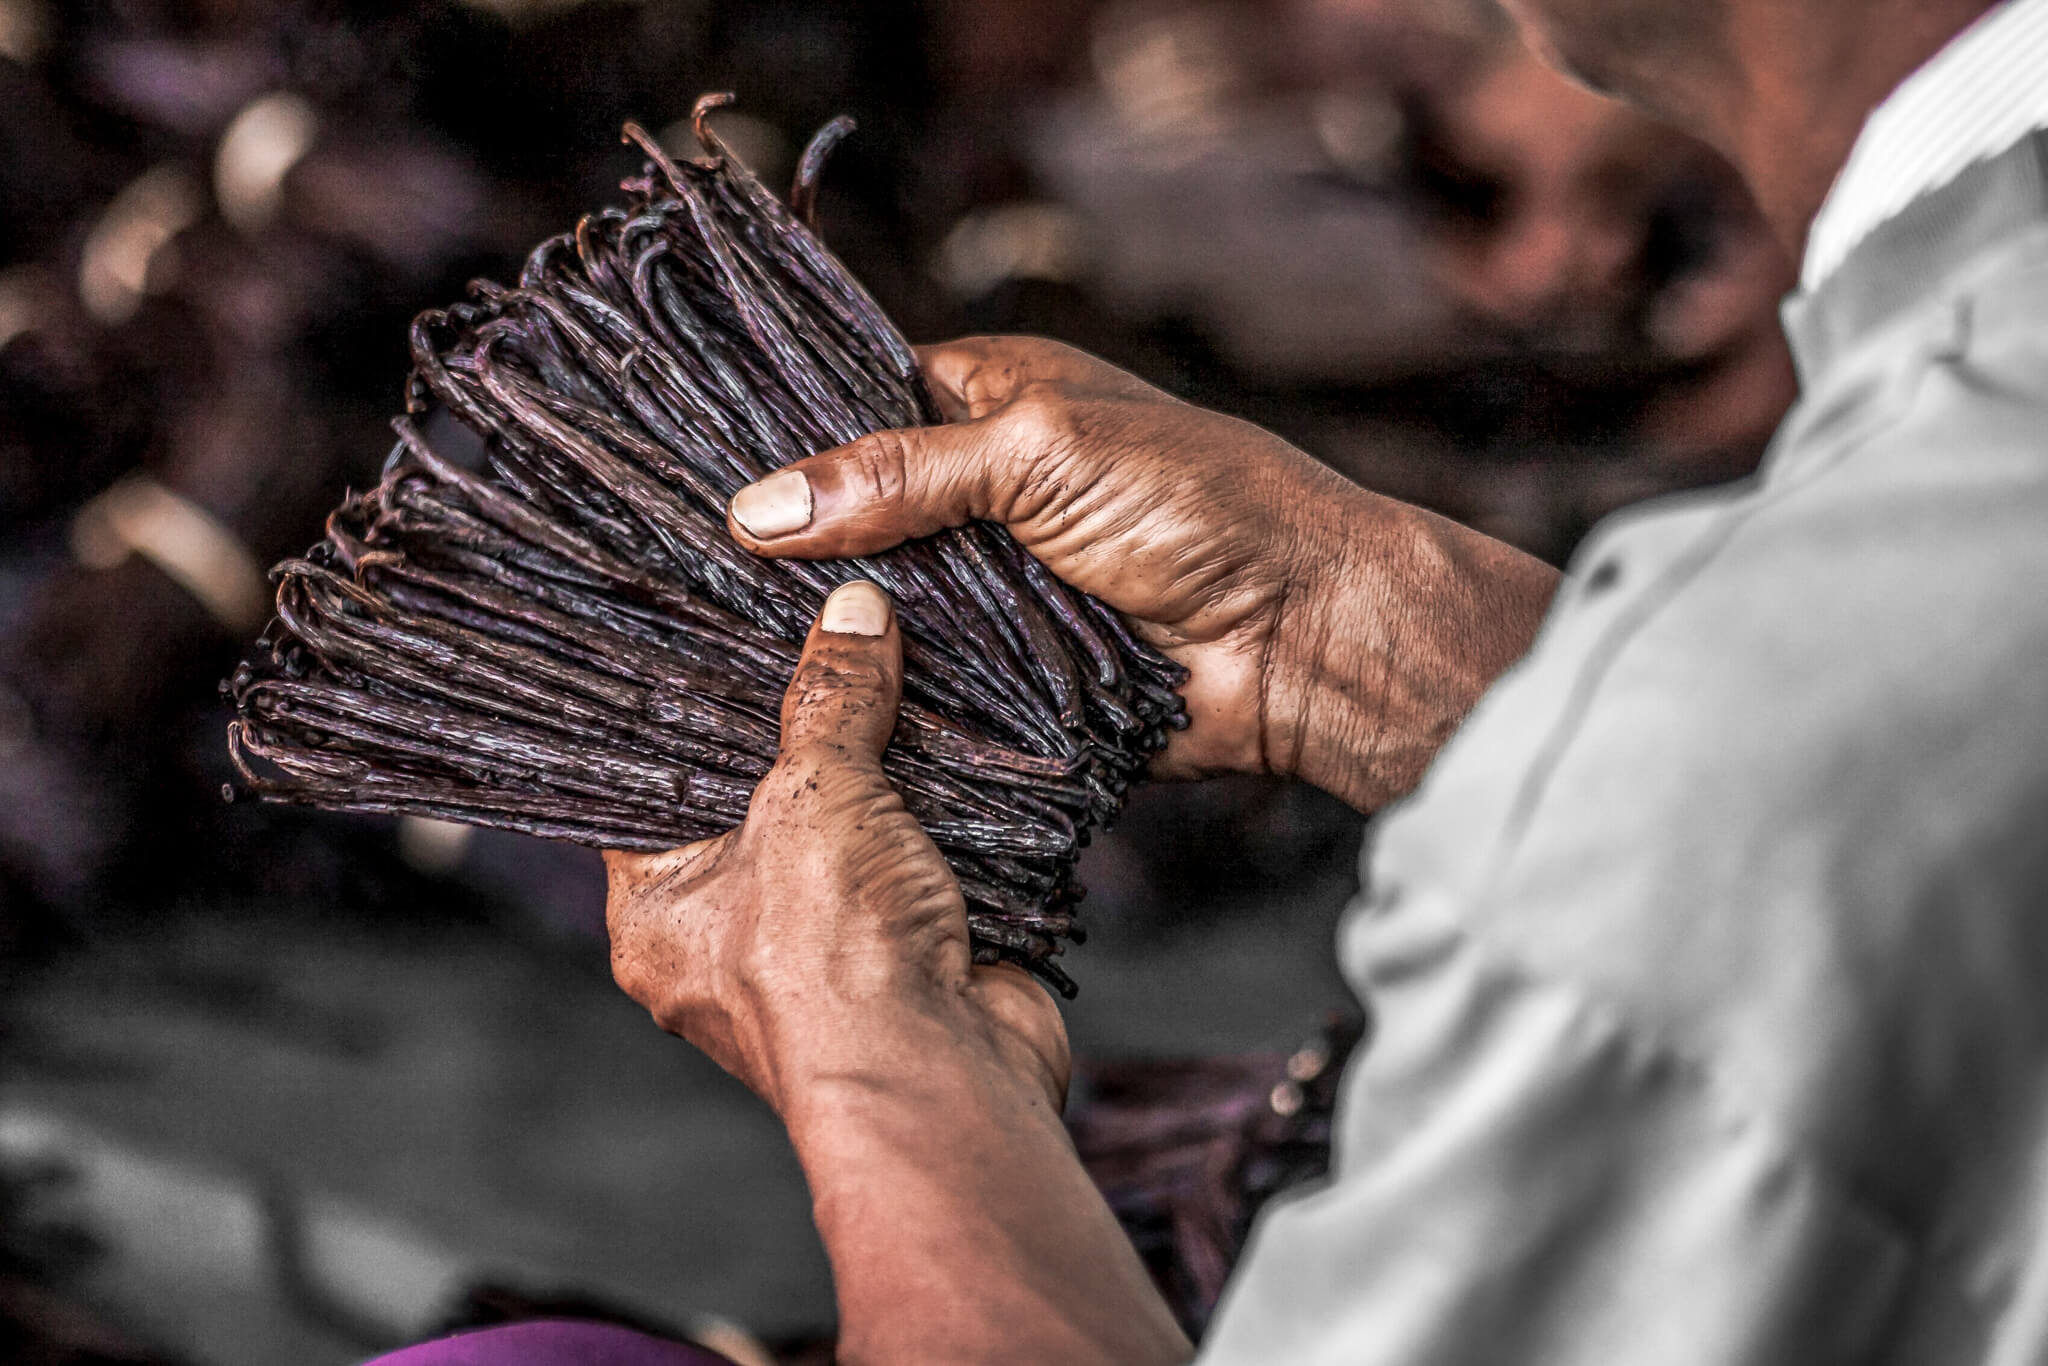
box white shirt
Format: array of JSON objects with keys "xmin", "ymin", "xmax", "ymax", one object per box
[
  {"xmin": 1803, "ymin": 0, "xmax": 2048, "ymax": 290},
  {"xmin": 1204, "ymin": 106, "xmax": 2048, "ymax": 1366}
]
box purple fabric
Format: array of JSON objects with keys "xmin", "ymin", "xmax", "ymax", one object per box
[{"xmin": 361, "ymin": 1320, "xmax": 735, "ymax": 1366}]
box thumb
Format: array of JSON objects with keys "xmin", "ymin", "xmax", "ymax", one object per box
[
  {"xmin": 778, "ymin": 579, "xmax": 902, "ymax": 758},
  {"xmin": 728, "ymin": 420, "xmax": 1020, "ymax": 559}
]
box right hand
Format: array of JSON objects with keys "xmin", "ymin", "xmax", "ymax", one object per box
[
  {"xmin": 605, "ymin": 581, "xmax": 1068, "ymax": 1122},
  {"xmin": 727, "ymin": 336, "xmax": 1555, "ymax": 810}
]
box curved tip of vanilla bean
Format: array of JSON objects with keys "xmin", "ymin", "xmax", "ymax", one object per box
[
  {"xmin": 791, "ymin": 114, "xmax": 857, "ymax": 229},
  {"xmin": 690, "ymin": 91, "xmax": 739, "ymax": 155},
  {"xmin": 622, "ymin": 120, "xmax": 696, "ymax": 198},
  {"xmin": 224, "ymin": 720, "xmax": 267, "ymax": 790}
]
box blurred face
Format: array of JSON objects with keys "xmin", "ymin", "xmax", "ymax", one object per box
[
  {"xmin": 1408, "ymin": 37, "xmax": 1797, "ymax": 468},
  {"xmin": 1415, "ymin": 46, "xmax": 1659, "ymax": 348}
]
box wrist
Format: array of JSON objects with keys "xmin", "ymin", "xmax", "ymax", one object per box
[
  {"xmin": 780, "ymin": 1014, "xmax": 1072, "ymax": 1312},
  {"xmin": 772, "ymin": 986, "xmax": 1062, "ymax": 1137},
  {"xmin": 782, "ymin": 1017, "xmax": 1187, "ymax": 1366},
  {"xmin": 786, "ymin": 1042, "xmax": 1056, "ymax": 1167},
  {"xmin": 1263, "ymin": 490, "xmax": 1559, "ymax": 811}
]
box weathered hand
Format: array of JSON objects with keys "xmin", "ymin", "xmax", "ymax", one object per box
[
  {"xmin": 603, "ymin": 581, "xmax": 1182, "ymax": 1364},
  {"xmin": 603, "ymin": 579, "xmax": 1068, "ymax": 1119},
  {"xmin": 727, "ymin": 336, "xmax": 1557, "ymax": 811}
]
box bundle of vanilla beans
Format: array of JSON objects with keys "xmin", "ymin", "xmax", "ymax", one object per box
[{"xmin": 224, "ymin": 96, "xmax": 1185, "ymax": 995}]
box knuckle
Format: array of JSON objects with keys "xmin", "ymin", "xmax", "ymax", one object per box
[
  {"xmin": 1001, "ymin": 400, "xmax": 1093, "ymax": 514},
  {"xmin": 796, "ymin": 651, "xmax": 890, "ymax": 700},
  {"xmin": 949, "ymin": 337, "xmax": 1059, "ymax": 416},
  {"xmin": 783, "ymin": 653, "xmax": 892, "ymax": 738},
  {"xmin": 607, "ymin": 922, "xmax": 672, "ymax": 1016},
  {"xmin": 843, "ymin": 430, "xmax": 911, "ymax": 507},
  {"xmin": 841, "ymin": 780, "xmax": 916, "ymax": 833},
  {"xmin": 614, "ymin": 915, "xmax": 724, "ymax": 1040},
  {"xmin": 833, "ymin": 805, "xmax": 953, "ymax": 904},
  {"xmin": 1004, "ymin": 391, "xmax": 1078, "ymax": 451},
  {"xmin": 753, "ymin": 751, "xmax": 821, "ymax": 814}
]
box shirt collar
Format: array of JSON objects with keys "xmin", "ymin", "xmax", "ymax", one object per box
[
  {"xmin": 1801, "ymin": 0, "xmax": 2048, "ymax": 291},
  {"xmin": 1783, "ymin": 130, "xmax": 2048, "ymax": 386}
]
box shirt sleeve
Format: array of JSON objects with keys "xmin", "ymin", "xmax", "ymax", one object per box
[{"xmin": 1196, "ymin": 887, "xmax": 1913, "ymax": 1366}]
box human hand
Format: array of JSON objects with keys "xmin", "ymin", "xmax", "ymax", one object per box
[
  {"xmin": 603, "ymin": 578, "xmax": 1068, "ymax": 1119},
  {"xmin": 604, "ymin": 579, "xmax": 1185, "ymax": 1364},
  {"xmin": 727, "ymin": 336, "xmax": 1557, "ymax": 811}
]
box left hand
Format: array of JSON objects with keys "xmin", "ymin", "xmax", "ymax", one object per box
[
  {"xmin": 602, "ymin": 579, "xmax": 1070, "ymax": 1119},
  {"xmin": 726, "ymin": 336, "xmax": 1558, "ymax": 813}
]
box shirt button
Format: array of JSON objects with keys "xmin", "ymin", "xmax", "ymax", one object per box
[{"xmin": 1584, "ymin": 558, "xmax": 1623, "ymax": 594}]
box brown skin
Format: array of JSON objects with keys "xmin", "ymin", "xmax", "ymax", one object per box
[
  {"xmin": 606, "ymin": 6, "xmax": 2005, "ymax": 1352},
  {"xmin": 603, "ymin": 591, "xmax": 1063, "ymax": 1116},
  {"xmin": 732, "ymin": 338, "xmax": 1559, "ymax": 814},
  {"xmin": 610, "ymin": 339, "xmax": 1554, "ymax": 1363},
  {"xmin": 607, "ymin": 582, "xmax": 1189, "ymax": 1364}
]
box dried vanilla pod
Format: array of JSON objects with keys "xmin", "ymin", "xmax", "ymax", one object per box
[{"xmin": 225, "ymin": 95, "xmax": 1188, "ymax": 996}]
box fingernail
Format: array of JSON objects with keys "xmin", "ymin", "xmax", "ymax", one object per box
[
  {"xmin": 730, "ymin": 468, "xmax": 812, "ymax": 539},
  {"xmin": 821, "ymin": 580, "xmax": 889, "ymax": 636}
]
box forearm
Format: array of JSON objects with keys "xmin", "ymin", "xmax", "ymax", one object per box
[
  {"xmin": 1274, "ymin": 485, "xmax": 1560, "ymax": 812},
  {"xmin": 784, "ymin": 1014, "xmax": 1192, "ymax": 1366}
]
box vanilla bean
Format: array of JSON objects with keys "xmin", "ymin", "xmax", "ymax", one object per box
[{"xmin": 225, "ymin": 98, "xmax": 1187, "ymax": 995}]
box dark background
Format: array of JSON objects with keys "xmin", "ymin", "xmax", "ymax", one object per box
[{"xmin": 0, "ymin": 0, "xmax": 1795, "ymax": 1360}]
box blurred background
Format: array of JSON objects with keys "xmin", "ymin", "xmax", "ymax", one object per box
[{"xmin": 0, "ymin": 0, "xmax": 1796, "ymax": 1360}]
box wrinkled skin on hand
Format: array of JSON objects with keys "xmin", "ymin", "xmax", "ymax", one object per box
[
  {"xmin": 609, "ymin": 337, "xmax": 1554, "ymax": 1366},
  {"xmin": 603, "ymin": 581, "xmax": 1068, "ymax": 1118},
  {"xmin": 731, "ymin": 336, "xmax": 1557, "ymax": 812},
  {"xmin": 731, "ymin": 336, "xmax": 1375, "ymax": 784}
]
